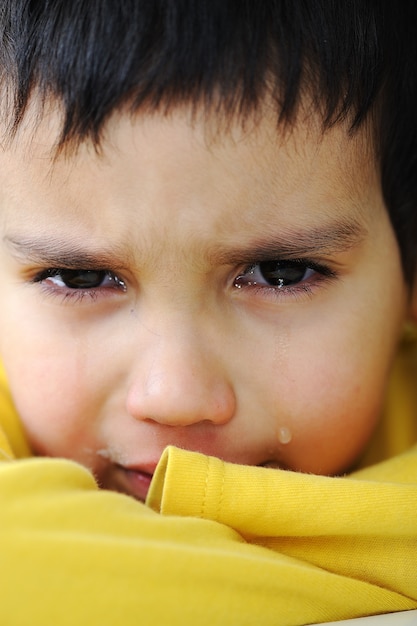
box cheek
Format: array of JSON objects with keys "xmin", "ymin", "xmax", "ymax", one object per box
[
  {"xmin": 1, "ymin": 330, "xmax": 99, "ymax": 458},
  {"xmin": 262, "ymin": 322, "xmax": 396, "ymax": 474}
]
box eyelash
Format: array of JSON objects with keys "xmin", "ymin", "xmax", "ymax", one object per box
[
  {"xmin": 233, "ymin": 258, "xmax": 336, "ymax": 299},
  {"xmin": 31, "ymin": 268, "xmax": 127, "ymax": 303}
]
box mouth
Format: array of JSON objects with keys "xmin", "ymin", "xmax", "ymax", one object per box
[
  {"xmin": 101, "ymin": 448, "xmax": 284, "ymax": 501},
  {"xmin": 111, "ymin": 464, "xmax": 155, "ymax": 502}
]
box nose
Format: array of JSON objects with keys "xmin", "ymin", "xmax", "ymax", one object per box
[{"xmin": 125, "ymin": 326, "xmax": 236, "ymax": 427}]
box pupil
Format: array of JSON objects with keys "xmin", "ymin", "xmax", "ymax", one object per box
[
  {"xmin": 259, "ymin": 261, "xmax": 306, "ymax": 286},
  {"xmin": 61, "ymin": 270, "xmax": 104, "ymax": 289}
]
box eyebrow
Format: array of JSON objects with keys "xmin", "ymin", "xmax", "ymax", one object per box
[
  {"xmin": 3, "ymin": 217, "xmax": 367, "ymax": 269},
  {"xmin": 210, "ymin": 217, "xmax": 367, "ymax": 265},
  {"xmin": 3, "ymin": 235, "xmax": 131, "ymax": 269}
]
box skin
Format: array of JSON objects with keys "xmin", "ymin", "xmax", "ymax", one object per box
[{"xmin": 0, "ymin": 105, "xmax": 412, "ymax": 501}]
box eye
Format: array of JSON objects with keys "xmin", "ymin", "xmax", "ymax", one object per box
[
  {"xmin": 234, "ymin": 260, "xmax": 323, "ymax": 288},
  {"xmin": 247, "ymin": 261, "xmax": 315, "ymax": 287},
  {"xmin": 233, "ymin": 259, "xmax": 336, "ymax": 300},
  {"xmin": 32, "ymin": 268, "xmax": 127, "ymax": 299}
]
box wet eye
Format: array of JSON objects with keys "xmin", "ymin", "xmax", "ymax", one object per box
[
  {"xmin": 34, "ymin": 268, "xmax": 126, "ymax": 291},
  {"xmin": 235, "ymin": 260, "xmax": 317, "ymax": 289},
  {"xmin": 257, "ymin": 261, "xmax": 314, "ymax": 287}
]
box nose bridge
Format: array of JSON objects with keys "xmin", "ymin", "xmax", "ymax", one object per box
[{"xmin": 125, "ymin": 311, "xmax": 236, "ymax": 427}]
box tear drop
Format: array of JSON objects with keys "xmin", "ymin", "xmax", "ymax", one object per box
[{"xmin": 278, "ymin": 426, "xmax": 292, "ymax": 445}]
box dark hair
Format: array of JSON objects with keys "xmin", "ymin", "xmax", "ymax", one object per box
[{"xmin": 1, "ymin": 1, "xmax": 417, "ymax": 280}]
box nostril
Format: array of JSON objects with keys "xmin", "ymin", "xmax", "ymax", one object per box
[{"xmin": 126, "ymin": 373, "xmax": 236, "ymax": 427}]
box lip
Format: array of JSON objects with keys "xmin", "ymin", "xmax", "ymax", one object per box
[{"xmin": 113, "ymin": 464, "xmax": 157, "ymax": 501}]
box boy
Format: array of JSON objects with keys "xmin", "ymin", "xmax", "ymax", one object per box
[{"xmin": 0, "ymin": 1, "xmax": 416, "ymax": 624}]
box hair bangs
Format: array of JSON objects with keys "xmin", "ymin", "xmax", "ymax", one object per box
[{"xmin": 1, "ymin": 0, "xmax": 388, "ymax": 149}]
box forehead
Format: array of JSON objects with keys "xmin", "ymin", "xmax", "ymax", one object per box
[{"xmin": 0, "ymin": 104, "xmax": 380, "ymax": 252}]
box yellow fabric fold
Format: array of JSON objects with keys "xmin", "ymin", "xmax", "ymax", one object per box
[
  {"xmin": 148, "ymin": 444, "xmax": 417, "ymax": 611},
  {"xmin": 0, "ymin": 362, "xmax": 31, "ymax": 459}
]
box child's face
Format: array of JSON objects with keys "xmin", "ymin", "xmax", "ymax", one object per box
[{"xmin": 0, "ymin": 106, "xmax": 410, "ymax": 499}]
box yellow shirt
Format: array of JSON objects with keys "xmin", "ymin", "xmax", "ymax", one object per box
[{"xmin": 0, "ymin": 347, "xmax": 416, "ymax": 625}]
